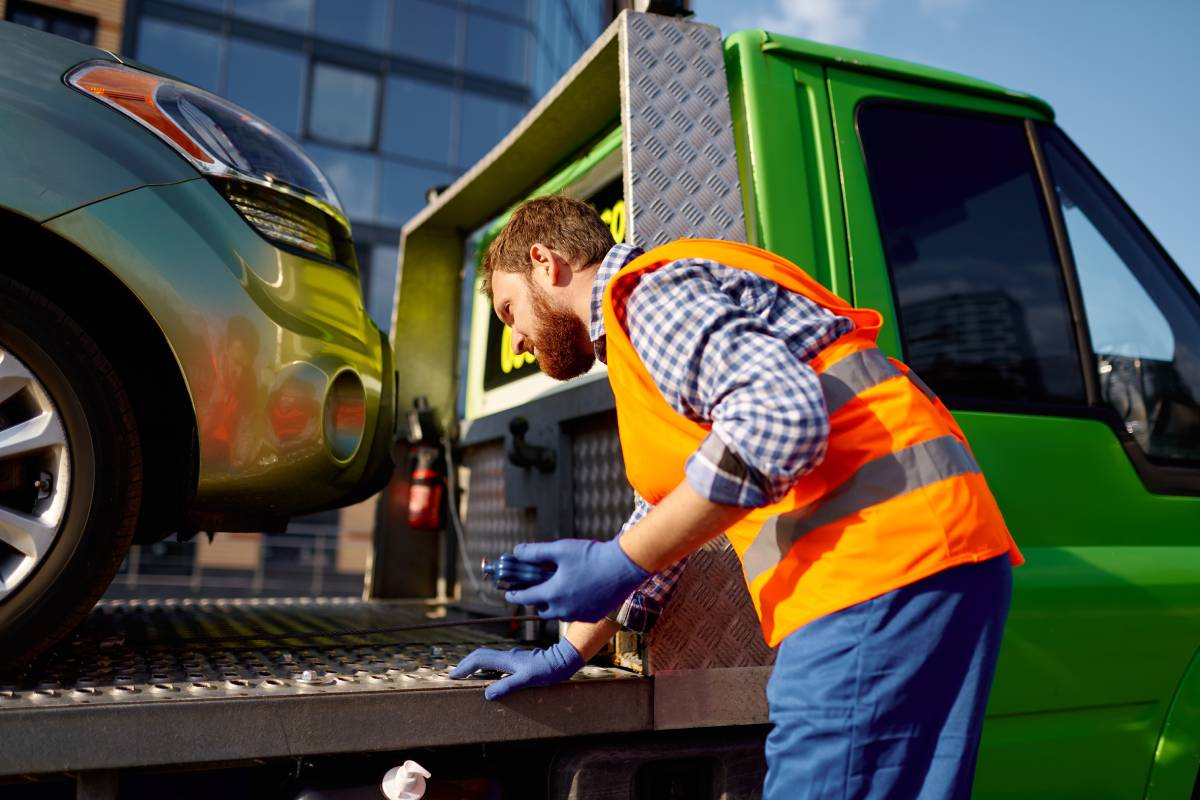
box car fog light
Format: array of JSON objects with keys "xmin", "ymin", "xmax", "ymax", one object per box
[{"xmin": 325, "ymin": 371, "xmax": 366, "ymax": 462}]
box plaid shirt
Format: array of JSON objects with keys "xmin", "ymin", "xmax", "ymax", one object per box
[{"xmin": 591, "ymin": 243, "xmax": 854, "ymax": 632}]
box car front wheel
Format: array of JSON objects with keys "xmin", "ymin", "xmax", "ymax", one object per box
[{"xmin": 0, "ymin": 275, "xmax": 142, "ymax": 668}]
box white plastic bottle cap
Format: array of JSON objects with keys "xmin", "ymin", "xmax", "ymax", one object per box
[{"xmin": 381, "ymin": 760, "xmax": 432, "ymax": 800}]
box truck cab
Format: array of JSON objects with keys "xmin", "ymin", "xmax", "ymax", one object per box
[{"xmin": 727, "ymin": 30, "xmax": 1200, "ymax": 798}]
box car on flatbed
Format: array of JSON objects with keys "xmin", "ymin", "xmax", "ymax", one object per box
[{"xmin": 0, "ymin": 21, "xmax": 396, "ymax": 666}]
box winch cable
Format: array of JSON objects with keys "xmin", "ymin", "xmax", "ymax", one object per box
[{"xmin": 442, "ymin": 434, "xmax": 486, "ymax": 593}]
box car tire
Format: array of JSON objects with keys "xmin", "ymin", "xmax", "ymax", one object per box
[{"xmin": 0, "ymin": 274, "xmax": 142, "ymax": 669}]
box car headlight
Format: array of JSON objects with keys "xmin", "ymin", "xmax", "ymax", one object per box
[{"xmin": 66, "ymin": 61, "xmax": 351, "ymax": 265}]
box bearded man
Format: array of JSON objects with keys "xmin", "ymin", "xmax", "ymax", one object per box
[{"xmin": 450, "ymin": 194, "xmax": 1021, "ymax": 800}]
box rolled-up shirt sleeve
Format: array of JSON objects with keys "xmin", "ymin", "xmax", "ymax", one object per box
[
  {"xmin": 607, "ymin": 492, "xmax": 688, "ymax": 633},
  {"xmin": 624, "ymin": 259, "xmax": 839, "ymax": 507}
]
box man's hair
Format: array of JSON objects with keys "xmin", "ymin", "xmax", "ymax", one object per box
[{"xmin": 481, "ymin": 195, "xmax": 615, "ymax": 298}]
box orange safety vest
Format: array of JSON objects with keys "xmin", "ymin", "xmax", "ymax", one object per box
[{"xmin": 603, "ymin": 239, "xmax": 1023, "ymax": 647}]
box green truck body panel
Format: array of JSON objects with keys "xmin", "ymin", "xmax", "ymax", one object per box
[
  {"xmin": 1146, "ymin": 647, "xmax": 1200, "ymax": 799},
  {"xmin": 755, "ymin": 29, "xmax": 1055, "ymax": 121},
  {"xmin": 724, "ymin": 32, "xmax": 1200, "ymax": 798},
  {"xmin": 0, "ymin": 22, "xmax": 197, "ymax": 223},
  {"xmin": 45, "ymin": 179, "xmax": 389, "ymax": 514}
]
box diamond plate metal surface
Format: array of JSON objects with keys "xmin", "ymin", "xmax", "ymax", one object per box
[
  {"xmin": 571, "ymin": 416, "xmax": 634, "ymax": 540},
  {"xmin": 620, "ymin": 13, "xmax": 746, "ymax": 249},
  {"xmin": 0, "ymin": 597, "xmax": 633, "ymax": 711},
  {"xmin": 646, "ymin": 536, "xmax": 776, "ymax": 673},
  {"xmin": 459, "ymin": 442, "xmax": 538, "ymax": 608}
]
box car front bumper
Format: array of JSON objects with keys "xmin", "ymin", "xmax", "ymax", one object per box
[{"xmin": 44, "ymin": 177, "xmax": 396, "ymax": 523}]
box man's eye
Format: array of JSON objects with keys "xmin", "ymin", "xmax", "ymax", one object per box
[{"xmin": 504, "ymin": 303, "xmax": 511, "ymax": 321}]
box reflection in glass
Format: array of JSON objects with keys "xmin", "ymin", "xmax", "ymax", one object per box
[
  {"xmin": 226, "ymin": 38, "xmax": 306, "ymax": 137},
  {"xmin": 309, "ymin": 63, "xmax": 379, "ymax": 148},
  {"xmin": 380, "ymin": 160, "xmax": 454, "ymax": 226},
  {"xmin": 1041, "ymin": 126, "xmax": 1200, "ymax": 463},
  {"xmin": 858, "ymin": 104, "xmax": 1084, "ymax": 405},
  {"xmin": 368, "ymin": 245, "xmax": 400, "ymax": 332},
  {"xmin": 231, "ymin": 0, "xmax": 312, "ymax": 32},
  {"xmin": 459, "ymin": 93, "xmax": 524, "ymax": 168},
  {"xmin": 305, "ymin": 143, "xmax": 378, "ymax": 222},
  {"xmin": 136, "ymin": 18, "xmax": 223, "ymax": 93},
  {"xmin": 382, "ymin": 77, "xmax": 454, "ymax": 166},
  {"xmin": 314, "ymin": 0, "xmax": 388, "ymax": 50},
  {"xmin": 393, "ymin": 0, "xmax": 458, "ymax": 68},
  {"xmin": 465, "ymin": 13, "xmax": 530, "ymax": 83}
]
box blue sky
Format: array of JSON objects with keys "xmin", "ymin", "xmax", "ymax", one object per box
[{"xmin": 691, "ymin": 0, "xmax": 1199, "ymax": 290}]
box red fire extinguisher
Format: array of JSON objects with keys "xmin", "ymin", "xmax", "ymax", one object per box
[{"xmin": 407, "ymin": 444, "xmax": 443, "ymax": 531}]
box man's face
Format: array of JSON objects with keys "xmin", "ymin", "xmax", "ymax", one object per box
[{"xmin": 492, "ymin": 262, "xmax": 595, "ymax": 381}]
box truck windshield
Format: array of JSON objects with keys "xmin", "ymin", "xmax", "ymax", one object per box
[{"xmin": 1039, "ymin": 126, "xmax": 1200, "ymax": 465}]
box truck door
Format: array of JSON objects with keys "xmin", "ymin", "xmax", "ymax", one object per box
[{"xmin": 826, "ymin": 71, "xmax": 1200, "ymax": 799}]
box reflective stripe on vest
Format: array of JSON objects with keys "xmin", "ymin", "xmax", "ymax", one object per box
[
  {"xmin": 743, "ymin": 434, "xmax": 982, "ymax": 583},
  {"xmin": 819, "ymin": 347, "xmax": 939, "ymax": 415}
]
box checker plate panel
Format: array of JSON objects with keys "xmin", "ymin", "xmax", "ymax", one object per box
[{"xmin": 621, "ymin": 13, "xmax": 747, "ymax": 248}]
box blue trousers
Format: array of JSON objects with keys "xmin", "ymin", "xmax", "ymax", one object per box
[{"xmin": 763, "ymin": 554, "xmax": 1013, "ymax": 800}]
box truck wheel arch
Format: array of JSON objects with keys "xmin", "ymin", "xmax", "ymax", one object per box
[
  {"xmin": 3, "ymin": 206, "xmax": 197, "ymax": 544},
  {"xmin": 1145, "ymin": 645, "xmax": 1200, "ymax": 798}
]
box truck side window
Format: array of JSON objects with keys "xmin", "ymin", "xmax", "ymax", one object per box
[
  {"xmin": 1039, "ymin": 127, "xmax": 1200, "ymax": 464},
  {"xmin": 858, "ymin": 104, "xmax": 1086, "ymax": 406}
]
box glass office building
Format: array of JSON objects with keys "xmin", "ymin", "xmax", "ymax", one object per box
[{"xmin": 123, "ymin": 0, "xmax": 611, "ymax": 330}]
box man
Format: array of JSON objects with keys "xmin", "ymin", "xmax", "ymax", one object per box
[{"xmin": 449, "ymin": 195, "xmax": 1022, "ymax": 799}]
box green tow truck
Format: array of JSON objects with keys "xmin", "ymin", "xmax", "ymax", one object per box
[
  {"xmin": 4, "ymin": 9, "xmax": 1198, "ymax": 799},
  {"xmin": 391, "ymin": 9, "xmax": 1200, "ymax": 799}
]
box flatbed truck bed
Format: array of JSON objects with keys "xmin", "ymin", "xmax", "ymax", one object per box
[{"xmin": 2, "ymin": 598, "xmax": 768, "ymax": 798}]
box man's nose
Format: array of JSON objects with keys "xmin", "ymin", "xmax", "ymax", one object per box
[{"xmin": 511, "ymin": 330, "xmax": 528, "ymax": 355}]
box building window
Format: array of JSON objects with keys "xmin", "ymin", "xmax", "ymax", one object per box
[
  {"xmin": 382, "ymin": 76, "xmax": 455, "ymax": 167},
  {"xmin": 226, "ymin": 38, "xmax": 306, "ymax": 137},
  {"xmin": 5, "ymin": 0, "xmax": 97, "ymax": 44},
  {"xmin": 171, "ymin": 0, "xmax": 228, "ymax": 11},
  {"xmin": 314, "ymin": 0, "xmax": 388, "ymax": 51},
  {"xmin": 231, "ymin": 0, "xmax": 312, "ymax": 33},
  {"xmin": 470, "ymin": 0, "xmax": 531, "ymax": 22},
  {"xmin": 305, "ymin": 143, "xmax": 378, "ymax": 223},
  {"xmin": 380, "ymin": 159, "xmax": 453, "ymax": 227},
  {"xmin": 393, "ymin": 0, "xmax": 459, "ymax": 68},
  {"xmin": 858, "ymin": 103, "xmax": 1085, "ymax": 406},
  {"xmin": 308, "ymin": 63, "xmax": 379, "ymax": 148},
  {"xmin": 465, "ymin": 12, "xmax": 530, "ymax": 84},
  {"xmin": 136, "ymin": 18, "xmax": 224, "ymax": 93},
  {"xmin": 459, "ymin": 92, "xmax": 524, "ymax": 168},
  {"xmin": 367, "ymin": 245, "xmax": 400, "ymax": 332}
]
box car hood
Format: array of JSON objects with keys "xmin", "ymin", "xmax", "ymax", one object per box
[{"xmin": 0, "ymin": 21, "xmax": 198, "ymax": 222}]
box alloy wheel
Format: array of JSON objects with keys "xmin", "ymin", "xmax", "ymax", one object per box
[{"xmin": 0, "ymin": 345, "xmax": 71, "ymax": 602}]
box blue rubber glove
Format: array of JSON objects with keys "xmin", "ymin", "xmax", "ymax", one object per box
[
  {"xmin": 504, "ymin": 539, "xmax": 651, "ymax": 622},
  {"xmin": 448, "ymin": 640, "xmax": 584, "ymax": 700}
]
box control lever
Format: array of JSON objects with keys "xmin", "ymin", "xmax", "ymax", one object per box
[
  {"xmin": 481, "ymin": 552, "xmax": 557, "ymax": 590},
  {"xmin": 506, "ymin": 416, "xmax": 556, "ymax": 472}
]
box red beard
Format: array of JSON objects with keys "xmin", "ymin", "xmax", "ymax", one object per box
[{"xmin": 528, "ymin": 278, "xmax": 596, "ymax": 381}]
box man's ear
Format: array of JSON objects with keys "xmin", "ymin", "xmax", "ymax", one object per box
[{"xmin": 529, "ymin": 242, "xmax": 561, "ymax": 285}]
